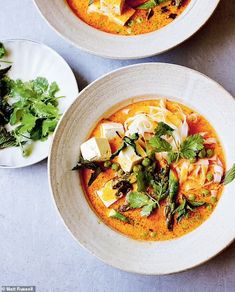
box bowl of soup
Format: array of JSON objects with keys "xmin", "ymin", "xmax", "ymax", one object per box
[
  {"xmin": 49, "ymin": 63, "xmax": 235, "ymax": 274},
  {"xmin": 34, "ymin": 0, "xmax": 220, "ymax": 59}
]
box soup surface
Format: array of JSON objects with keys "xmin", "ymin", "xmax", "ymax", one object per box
[
  {"xmin": 67, "ymin": 0, "xmax": 190, "ymax": 35},
  {"xmin": 78, "ymin": 98, "xmax": 225, "ymax": 241}
]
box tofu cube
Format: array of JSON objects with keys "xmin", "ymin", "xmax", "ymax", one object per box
[
  {"xmin": 101, "ymin": 0, "xmax": 125, "ymax": 15},
  {"xmin": 108, "ymin": 6, "xmax": 135, "ymax": 26},
  {"xmin": 101, "ymin": 122, "xmax": 124, "ymax": 140},
  {"xmin": 96, "ymin": 180, "xmax": 118, "ymax": 207},
  {"xmin": 80, "ymin": 137, "xmax": 111, "ymax": 161},
  {"xmin": 88, "ymin": 1, "xmax": 136, "ymax": 27},
  {"xmin": 118, "ymin": 145, "xmax": 143, "ymax": 172}
]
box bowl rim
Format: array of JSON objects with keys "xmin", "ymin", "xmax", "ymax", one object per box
[
  {"xmin": 48, "ymin": 63, "xmax": 235, "ymax": 275},
  {"xmin": 34, "ymin": 0, "xmax": 221, "ymax": 59}
]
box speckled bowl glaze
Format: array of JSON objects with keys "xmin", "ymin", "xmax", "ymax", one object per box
[
  {"xmin": 0, "ymin": 39, "xmax": 78, "ymax": 168},
  {"xmin": 49, "ymin": 63, "xmax": 235, "ymax": 274},
  {"xmin": 34, "ymin": 0, "xmax": 220, "ymax": 59}
]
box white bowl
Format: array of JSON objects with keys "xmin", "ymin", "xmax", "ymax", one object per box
[
  {"xmin": 49, "ymin": 63, "xmax": 235, "ymax": 274},
  {"xmin": 0, "ymin": 39, "xmax": 78, "ymax": 168},
  {"xmin": 34, "ymin": 0, "xmax": 220, "ymax": 59}
]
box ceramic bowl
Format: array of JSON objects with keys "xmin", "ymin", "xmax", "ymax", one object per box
[
  {"xmin": 0, "ymin": 39, "xmax": 78, "ymax": 168},
  {"xmin": 34, "ymin": 0, "xmax": 220, "ymax": 59},
  {"xmin": 49, "ymin": 63, "xmax": 235, "ymax": 274}
]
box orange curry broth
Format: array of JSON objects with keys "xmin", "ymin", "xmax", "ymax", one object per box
[
  {"xmin": 66, "ymin": 0, "xmax": 190, "ymax": 35},
  {"xmin": 81, "ymin": 99, "xmax": 225, "ymax": 241}
]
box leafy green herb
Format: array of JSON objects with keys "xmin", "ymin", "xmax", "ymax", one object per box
[
  {"xmin": 110, "ymin": 133, "xmax": 139, "ymax": 159},
  {"xmin": 168, "ymin": 134, "xmax": 204, "ymax": 163},
  {"xmin": 149, "ymin": 136, "xmax": 172, "ymax": 152},
  {"xmin": 149, "ymin": 122, "xmax": 173, "ymax": 152},
  {"xmin": 223, "ymin": 164, "xmax": 235, "ymax": 185},
  {"xmin": 137, "ymin": 0, "xmax": 167, "ymax": 9},
  {"xmin": 0, "ymin": 43, "xmax": 6, "ymax": 59},
  {"xmin": 174, "ymin": 196, "xmax": 206, "ymax": 222},
  {"xmin": 108, "ymin": 209, "xmax": 131, "ymax": 223},
  {"xmin": 154, "ymin": 122, "xmax": 174, "ymax": 137},
  {"xmin": 126, "ymin": 191, "xmax": 158, "ymax": 217},
  {"xmin": 0, "ymin": 126, "xmax": 17, "ymax": 149},
  {"xmin": 2, "ymin": 77, "xmax": 62, "ymax": 155},
  {"xmin": 140, "ymin": 202, "xmax": 157, "ymax": 217},
  {"xmin": 180, "ymin": 134, "xmax": 204, "ymax": 159},
  {"xmin": 126, "ymin": 191, "xmax": 150, "ymax": 208}
]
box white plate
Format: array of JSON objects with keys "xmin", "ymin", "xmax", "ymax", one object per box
[
  {"xmin": 49, "ymin": 63, "xmax": 235, "ymax": 275},
  {"xmin": 0, "ymin": 39, "xmax": 78, "ymax": 168},
  {"xmin": 34, "ymin": 0, "xmax": 220, "ymax": 59}
]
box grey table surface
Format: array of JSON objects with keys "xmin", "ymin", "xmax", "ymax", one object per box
[{"xmin": 0, "ymin": 0, "xmax": 235, "ymax": 291}]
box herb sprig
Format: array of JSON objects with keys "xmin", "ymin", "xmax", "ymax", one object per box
[{"xmin": 110, "ymin": 133, "xmax": 140, "ymax": 159}]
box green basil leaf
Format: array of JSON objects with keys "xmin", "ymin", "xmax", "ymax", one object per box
[{"xmin": 223, "ymin": 164, "xmax": 235, "ymax": 185}]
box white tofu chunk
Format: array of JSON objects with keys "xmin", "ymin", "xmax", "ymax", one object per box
[
  {"xmin": 118, "ymin": 145, "xmax": 144, "ymax": 172},
  {"xmin": 80, "ymin": 137, "xmax": 111, "ymax": 161},
  {"xmin": 108, "ymin": 6, "xmax": 135, "ymax": 26},
  {"xmin": 101, "ymin": 122, "xmax": 124, "ymax": 140},
  {"xmin": 101, "ymin": 0, "xmax": 125, "ymax": 15},
  {"xmin": 87, "ymin": 1, "xmax": 136, "ymax": 26},
  {"xmin": 96, "ymin": 180, "xmax": 118, "ymax": 207}
]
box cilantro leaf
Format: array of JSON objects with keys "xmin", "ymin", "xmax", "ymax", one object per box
[
  {"xmin": 42, "ymin": 119, "xmax": 58, "ymax": 137},
  {"xmin": 179, "ymin": 134, "xmax": 204, "ymax": 159},
  {"xmin": 149, "ymin": 123, "xmax": 173, "ymax": 152},
  {"xmin": 223, "ymin": 164, "xmax": 235, "ymax": 185},
  {"xmin": 126, "ymin": 191, "xmax": 158, "ymax": 217},
  {"xmin": 49, "ymin": 81, "xmax": 60, "ymax": 96},
  {"xmin": 154, "ymin": 122, "xmax": 174, "ymax": 137},
  {"xmin": 149, "ymin": 136, "xmax": 172, "ymax": 152},
  {"xmin": 167, "ymin": 151, "xmax": 178, "ymax": 164},
  {"xmin": 32, "ymin": 100, "xmax": 59, "ymax": 118},
  {"xmin": 33, "ymin": 77, "xmax": 49, "ymax": 94},
  {"xmin": 126, "ymin": 192, "xmax": 150, "ymax": 208},
  {"xmin": 140, "ymin": 202, "xmax": 157, "ymax": 217},
  {"xmin": 17, "ymin": 113, "xmax": 37, "ymax": 134}
]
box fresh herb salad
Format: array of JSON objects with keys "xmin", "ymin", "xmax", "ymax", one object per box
[
  {"xmin": 74, "ymin": 98, "xmax": 235, "ymax": 241},
  {"xmin": 0, "ymin": 43, "xmax": 61, "ymax": 156}
]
